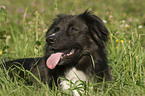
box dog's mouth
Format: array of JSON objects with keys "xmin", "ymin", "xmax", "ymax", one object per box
[{"xmin": 46, "ymin": 47, "xmax": 81, "ymax": 69}]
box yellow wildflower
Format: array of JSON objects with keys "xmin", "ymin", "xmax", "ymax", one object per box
[
  {"xmin": 0, "ymin": 50, "xmax": 2, "ymax": 55},
  {"xmin": 116, "ymin": 39, "xmax": 118, "ymax": 43},
  {"xmin": 121, "ymin": 40, "xmax": 124, "ymax": 43},
  {"xmin": 116, "ymin": 46, "xmax": 118, "ymax": 49}
]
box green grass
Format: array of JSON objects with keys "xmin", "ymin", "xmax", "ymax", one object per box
[{"xmin": 0, "ymin": 0, "xmax": 145, "ymax": 95}]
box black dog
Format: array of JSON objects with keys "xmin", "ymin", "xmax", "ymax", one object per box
[{"xmin": 3, "ymin": 11, "xmax": 112, "ymax": 92}]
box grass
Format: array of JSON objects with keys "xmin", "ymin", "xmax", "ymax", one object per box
[{"xmin": 0, "ymin": 0, "xmax": 145, "ymax": 95}]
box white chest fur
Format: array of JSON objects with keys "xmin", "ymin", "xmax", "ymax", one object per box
[{"xmin": 60, "ymin": 67, "xmax": 88, "ymax": 96}]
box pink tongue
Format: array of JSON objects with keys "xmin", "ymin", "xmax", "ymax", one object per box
[{"xmin": 46, "ymin": 53, "xmax": 63, "ymax": 69}]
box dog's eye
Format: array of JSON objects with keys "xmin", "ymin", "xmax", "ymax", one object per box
[
  {"xmin": 71, "ymin": 27, "xmax": 78, "ymax": 31},
  {"xmin": 70, "ymin": 27, "xmax": 79, "ymax": 32}
]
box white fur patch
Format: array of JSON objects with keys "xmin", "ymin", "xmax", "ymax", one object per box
[{"xmin": 60, "ymin": 67, "xmax": 88, "ymax": 96}]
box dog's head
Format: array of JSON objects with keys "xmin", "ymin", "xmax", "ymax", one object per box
[{"xmin": 45, "ymin": 10, "xmax": 109, "ymax": 69}]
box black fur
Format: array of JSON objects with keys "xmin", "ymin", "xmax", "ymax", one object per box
[{"xmin": 2, "ymin": 11, "xmax": 112, "ymax": 87}]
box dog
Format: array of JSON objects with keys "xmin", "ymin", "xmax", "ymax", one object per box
[{"xmin": 2, "ymin": 10, "xmax": 112, "ymax": 95}]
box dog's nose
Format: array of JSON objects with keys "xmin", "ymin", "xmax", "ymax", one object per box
[{"xmin": 46, "ymin": 36, "xmax": 56, "ymax": 44}]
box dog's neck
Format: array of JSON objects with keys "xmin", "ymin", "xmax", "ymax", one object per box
[{"xmin": 75, "ymin": 55, "xmax": 93, "ymax": 75}]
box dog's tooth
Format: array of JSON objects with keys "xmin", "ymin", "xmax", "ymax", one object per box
[
  {"xmin": 70, "ymin": 52, "xmax": 73, "ymax": 55},
  {"xmin": 71, "ymin": 49, "xmax": 75, "ymax": 53},
  {"xmin": 69, "ymin": 53, "xmax": 71, "ymax": 55},
  {"xmin": 66, "ymin": 52, "xmax": 72, "ymax": 56}
]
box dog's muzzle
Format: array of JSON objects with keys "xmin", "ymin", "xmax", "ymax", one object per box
[{"xmin": 46, "ymin": 35, "xmax": 56, "ymax": 45}]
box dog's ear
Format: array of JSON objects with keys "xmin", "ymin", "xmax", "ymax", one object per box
[{"xmin": 79, "ymin": 10, "xmax": 109, "ymax": 45}]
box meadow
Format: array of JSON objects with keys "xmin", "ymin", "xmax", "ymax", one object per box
[{"xmin": 0, "ymin": 0, "xmax": 145, "ymax": 95}]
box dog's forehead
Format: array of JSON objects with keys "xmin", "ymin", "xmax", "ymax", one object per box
[
  {"xmin": 59, "ymin": 16, "xmax": 73, "ymax": 24},
  {"xmin": 57, "ymin": 15, "xmax": 84, "ymax": 27}
]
